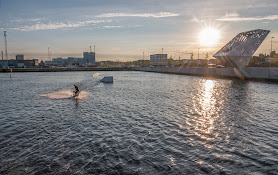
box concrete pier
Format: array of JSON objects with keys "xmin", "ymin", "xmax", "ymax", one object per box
[{"xmin": 135, "ymin": 67, "xmax": 278, "ymax": 82}]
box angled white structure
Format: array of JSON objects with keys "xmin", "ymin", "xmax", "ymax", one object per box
[{"xmin": 213, "ymin": 29, "xmax": 270, "ymax": 68}]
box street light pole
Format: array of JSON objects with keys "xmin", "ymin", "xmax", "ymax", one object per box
[
  {"xmin": 48, "ymin": 47, "xmax": 50, "ymax": 60},
  {"xmin": 270, "ymin": 37, "xmax": 274, "ymax": 67},
  {"xmin": 198, "ymin": 48, "xmax": 200, "ymax": 60},
  {"xmin": 271, "ymin": 37, "xmax": 274, "ymax": 54},
  {"xmin": 143, "ymin": 52, "xmax": 145, "ymax": 66}
]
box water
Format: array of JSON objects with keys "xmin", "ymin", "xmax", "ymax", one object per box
[{"xmin": 0, "ymin": 71, "xmax": 277, "ymax": 174}]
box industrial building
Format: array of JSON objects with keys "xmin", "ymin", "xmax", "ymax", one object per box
[
  {"xmin": 16, "ymin": 54, "xmax": 24, "ymax": 60},
  {"xmin": 0, "ymin": 54, "xmax": 38, "ymax": 68},
  {"xmin": 43, "ymin": 51, "xmax": 96, "ymax": 67},
  {"xmin": 83, "ymin": 52, "xmax": 96, "ymax": 66},
  {"xmin": 150, "ymin": 54, "xmax": 167, "ymax": 66},
  {"xmin": 0, "ymin": 59, "xmax": 38, "ymax": 68}
]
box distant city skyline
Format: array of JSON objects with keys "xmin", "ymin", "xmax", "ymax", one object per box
[{"xmin": 0, "ymin": 0, "xmax": 278, "ymax": 61}]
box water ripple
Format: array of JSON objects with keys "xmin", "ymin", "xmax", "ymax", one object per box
[{"xmin": 0, "ymin": 71, "xmax": 277, "ymax": 174}]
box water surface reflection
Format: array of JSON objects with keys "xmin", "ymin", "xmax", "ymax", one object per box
[
  {"xmin": 0, "ymin": 72, "xmax": 277, "ymax": 174},
  {"xmin": 189, "ymin": 80, "xmax": 219, "ymax": 142}
]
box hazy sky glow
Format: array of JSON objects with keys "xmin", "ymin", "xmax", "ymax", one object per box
[{"xmin": 0, "ymin": 0, "xmax": 278, "ymax": 61}]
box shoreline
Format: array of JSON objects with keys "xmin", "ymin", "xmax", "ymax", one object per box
[
  {"xmin": 0, "ymin": 67, "xmax": 133, "ymax": 72},
  {"xmin": 2, "ymin": 66, "xmax": 278, "ymax": 82},
  {"xmin": 134, "ymin": 67, "xmax": 278, "ymax": 82}
]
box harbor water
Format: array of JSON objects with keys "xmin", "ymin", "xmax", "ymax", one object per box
[{"xmin": 0, "ymin": 71, "xmax": 277, "ymax": 174}]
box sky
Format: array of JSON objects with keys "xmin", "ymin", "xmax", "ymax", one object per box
[{"xmin": 0, "ymin": 0, "xmax": 278, "ymax": 61}]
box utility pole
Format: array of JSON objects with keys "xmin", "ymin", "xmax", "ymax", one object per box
[
  {"xmin": 162, "ymin": 48, "xmax": 163, "ymax": 54},
  {"xmin": 143, "ymin": 52, "xmax": 144, "ymax": 60},
  {"xmin": 48, "ymin": 47, "xmax": 50, "ymax": 60},
  {"xmin": 271, "ymin": 37, "xmax": 274, "ymax": 56},
  {"xmin": 198, "ymin": 48, "xmax": 200, "ymax": 60},
  {"xmin": 1, "ymin": 51, "xmax": 3, "ymax": 61},
  {"xmin": 94, "ymin": 45, "xmax": 95, "ymax": 53},
  {"xmin": 4, "ymin": 31, "xmax": 8, "ymax": 60},
  {"xmin": 270, "ymin": 37, "xmax": 274, "ymax": 67}
]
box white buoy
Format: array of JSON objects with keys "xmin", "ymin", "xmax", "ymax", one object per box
[{"xmin": 100, "ymin": 76, "xmax": 113, "ymax": 83}]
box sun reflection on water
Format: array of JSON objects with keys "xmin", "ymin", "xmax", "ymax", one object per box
[{"xmin": 189, "ymin": 79, "xmax": 219, "ymax": 142}]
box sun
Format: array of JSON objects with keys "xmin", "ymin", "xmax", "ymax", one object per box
[{"xmin": 199, "ymin": 28, "xmax": 220, "ymax": 47}]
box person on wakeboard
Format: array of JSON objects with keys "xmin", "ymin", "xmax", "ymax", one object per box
[{"xmin": 73, "ymin": 84, "xmax": 80, "ymax": 96}]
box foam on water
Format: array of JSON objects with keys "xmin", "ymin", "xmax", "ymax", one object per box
[
  {"xmin": 93, "ymin": 73, "xmax": 100, "ymax": 77},
  {"xmin": 40, "ymin": 89, "xmax": 90, "ymax": 100}
]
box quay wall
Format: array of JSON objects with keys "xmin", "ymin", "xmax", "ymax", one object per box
[
  {"xmin": 2, "ymin": 67, "xmax": 278, "ymax": 81},
  {"xmin": 134, "ymin": 67, "xmax": 278, "ymax": 81},
  {"xmin": 0, "ymin": 67, "xmax": 133, "ymax": 72}
]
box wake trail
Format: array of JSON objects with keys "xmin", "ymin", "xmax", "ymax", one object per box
[
  {"xmin": 39, "ymin": 81, "xmax": 99, "ymax": 100},
  {"xmin": 40, "ymin": 89, "xmax": 90, "ymax": 100},
  {"xmin": 40, "ymin": 73, "xmax": 101, "ymax": 100}
]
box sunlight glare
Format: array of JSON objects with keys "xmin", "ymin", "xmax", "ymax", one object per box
[{"xmin": 199, "ymin": 28, "xmax": 220, "ymax": 46}]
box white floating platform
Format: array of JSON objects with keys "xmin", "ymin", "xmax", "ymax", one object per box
[{"xmin": 100, "ymin": 76, "xmax": 113, "ymax": 83}]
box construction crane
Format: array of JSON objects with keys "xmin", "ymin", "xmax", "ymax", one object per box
[
  {"xmin": 4, "ymin": 31, "xmax": 8, "ymax": 60},
  {"xmin": 183, "ymin": 52, "xmax": 194, "ymax": 59},
  {"xmin": 173, "ymin": 51, "xmax": 193, "ymax": 59}
]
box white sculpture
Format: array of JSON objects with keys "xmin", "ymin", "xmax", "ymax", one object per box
[{"xmin": 213, "ymin": 29, "xmax": 270, "ymax": 68}]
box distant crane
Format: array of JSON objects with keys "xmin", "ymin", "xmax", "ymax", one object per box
[
  {"xmin": 174, "ymin": 51, "xmax": 193, "ymax": 59},
  {"xmin": 186, "ymin": 52, "xmax": 194, "ymax": 59},
  {"xmin": 179, "ymin": 52, "xmax": 194, "ymax": 59},
  {"xmin": 4, "ymin": 31, "xmax": 8, "ymax": 60}
]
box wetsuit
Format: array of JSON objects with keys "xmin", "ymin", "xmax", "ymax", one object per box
[{"xmin": 74, "ymin": 85, "xmax": 79, "ymax": 95}]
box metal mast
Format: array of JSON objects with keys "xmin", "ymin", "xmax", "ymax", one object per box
[
  {"xmin": 48, "ymin": 47, "xmax": 50, "ymax": 60},
  {"xmin": 4, "ymin": 31, "xmax": 8, "ymax": 60},
  {"xmin": 198, "ymin": 48, "xmax": 200, "ymax": 60},
  {"xmin": 271, "ymin": 37, "xmax": 274, "ymax": 55}
]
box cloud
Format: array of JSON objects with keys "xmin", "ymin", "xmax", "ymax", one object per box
[
  {"xmin": 12, "ymin": 20, "xmax": 112, "ymax": 31},
  {"xmin": 224, "ymin": 13, "xmax": 239, "ymax": 17},
  {"xmin": 103, "ymin": 26, "xmax": 123, "ymax": 28},
  {"xmin": 11, "ymin": 18, "xmax": 44, "ymax": 23},
  {"xmin": 103, "ymin": 25, "xmax": 142, "ymax": 29},
  {"xmin": 96, "ymin": 12, "xmax": 180, "ymax": 18},
  {"xmin": 217, "ymin": 15, "xmax": 278, "ymax": 21}
]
